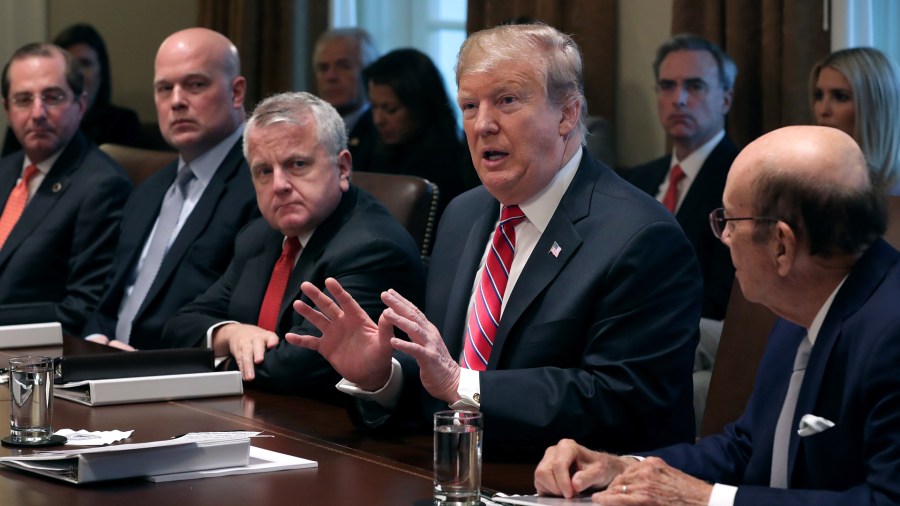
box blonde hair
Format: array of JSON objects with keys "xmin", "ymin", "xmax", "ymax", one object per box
[
  {"xmin": 811, "ymin": 47, "xmax": 900, "ymax": 190},
  {"xmin": 456, "ymin": 23, "xmax": 586, "ymax": 143}
]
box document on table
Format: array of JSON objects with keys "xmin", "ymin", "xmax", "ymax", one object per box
[{"xmin": 491, "ymin": 494, "xmax": 595, "ymax": 505}]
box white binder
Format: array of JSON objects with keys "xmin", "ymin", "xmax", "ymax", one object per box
[{"xmin": 54, "ymin": 370, "xmax": 243, "ymax": 406}]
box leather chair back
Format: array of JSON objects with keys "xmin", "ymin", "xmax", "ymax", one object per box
[
  {"xmin": 351, "ymin": 171, "xmax": 439, "ymax": 260},
  {"xmin": 100, "ymin": 143, "xmax": 178, "ymax": 186}
]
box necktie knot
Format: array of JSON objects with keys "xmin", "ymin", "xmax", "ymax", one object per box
[
  {"xmin": 282, "ymin": 237, "xmax": 302, "ymax": 258},
  {"xmin": 175, "ymin": 166, "xmax": 195, "ymax": 197},
  {"xmin": 22, "ymin": 164, "xmax": 39, "ymax": 185},
  {"xmin": 669, "ymin": 164, "xmax": 685, "ymax": 185}
]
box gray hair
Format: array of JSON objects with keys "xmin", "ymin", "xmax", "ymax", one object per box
[
  {"xmin": 243, "ymin": 91, "xmax": 348, "ymax": 159},
  {"xmin": 314, "ymin": 28, "xmax": 379, "ymax": 69},
  {"xmin": 456, "ymin": 23, "xmax": 587, "ymax": 144},
  {"xmin": 653, "ymin": 34, "xmax": 737, "ymax": 91},
  {"xmin": 810, "ymin": 47, "xmax": 900, "ymax": 190}
]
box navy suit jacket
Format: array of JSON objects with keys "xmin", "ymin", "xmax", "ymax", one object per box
[
  {"xmin": 408, "ymin": 152, "xmax": 702, "ymax": 456},
  {"xmin": 81, "ymin": 139, "xmax": 258, "ymax": 349},
  {"xmin": 624, "ymin": 136, "xmax": 737, "ymax": 319},
  {"xmin": 0, "ymin": 132, "xmax": 131, "ymax": 335},
  {"xmin": 651, "ymin": 239, "xmax": 900, "ymax": 505},
  {"xmin": 163, "ymin": 186, "xmax": 426, "ymax": 398}
]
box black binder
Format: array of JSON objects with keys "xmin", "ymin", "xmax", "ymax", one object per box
[{"xmin": 54, "ymin": 348, "xmax": 214, "ymax": 384}]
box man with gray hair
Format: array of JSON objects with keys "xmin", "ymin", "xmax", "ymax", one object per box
[
  {"xmin": 290, "ymin": 23, "xmax": 701, "ymax": 456},
  {"xmin": 627, "ymin": 34, "xmax": 737, "ymax": 321},
  {"xmin": 163, "ymin": 91, "xmax": 424, "ymax": 396},
  {"xmin": 313, "ymin": 28, "xmax": 379, "ymax": 170},
  {"xmin": 625, "ymin": 34, "xmax": 740, "ymax": 430}
]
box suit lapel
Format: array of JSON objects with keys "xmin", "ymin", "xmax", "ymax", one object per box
[
  {"xmin": 488, "ymin": 156, "xmax": 596, "ymax": 368},
  {"xmin": 443, "ymin": 197, "xmax": 498, "ymax": 359},
  {"xmin": 0, "ymin": 135, "xmax": 86, "ymax": 265},
  {"xmin": 138, "ymin": 142, "xmax": 244, "ymax": 314},
  {"xmin": 786, "ymin": 240, "xmax": 893, "ymax": 483}
]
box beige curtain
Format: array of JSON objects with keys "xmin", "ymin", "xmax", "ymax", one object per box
[
  {"xmin": 672, "ymin": 0, "xmax": 830, "ymax": 149},
  {"xmin": 197, "ymin": 0, "xmax": 307, "ymax": 110},
  {"xmin": 466, "ymin": 0, "xmax": 618, "ymax": 129}
]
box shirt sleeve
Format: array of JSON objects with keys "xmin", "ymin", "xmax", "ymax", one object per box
[{"xmin": 708, "ymin": 484, "xmax": 737, "ymax": 506}]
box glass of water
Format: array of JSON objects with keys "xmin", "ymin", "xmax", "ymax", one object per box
[
  {"xmin": 8, "ymin": 356, "xmax": 54, "ymax": 444},
  {"xmin": 433, "ymin": 410, "xmax": 483, "ymax": 505}
]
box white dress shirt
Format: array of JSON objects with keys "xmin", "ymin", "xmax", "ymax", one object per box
[
  {"xmin": 654, "ymin": 130, "xmax": 724, "ymax": 212},
  {"xmin": 708, "ymin": 276, "xmax": 847, "ymax": 506},
  {"xmin": 337, "ymin": 147, "xmax": 584, "ymax": 410}
]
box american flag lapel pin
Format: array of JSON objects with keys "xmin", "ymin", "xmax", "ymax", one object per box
[{"xmin": 549, "ymin": 241, "xmax": 562, "ymax": 258}]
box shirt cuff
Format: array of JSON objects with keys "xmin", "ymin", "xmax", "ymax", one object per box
[
  {"xmin": 335, "ymin": 357, "xmax": 403, "ymax": 409},
  {"xmin": 207, "ymin": 320, "xmax": 238, "ymax": 356},
  {"xmin": 708, "ymin": 484, "xmax": 737, "ymax": 506},
  {"xmin": 449, "ymin": 367, "xmax": 481, "ymax": 410}
]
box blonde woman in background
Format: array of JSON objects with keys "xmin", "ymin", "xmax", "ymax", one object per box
[{"xmin": 811, "ymin": 47, "xmax": 900, "ymax": 194}]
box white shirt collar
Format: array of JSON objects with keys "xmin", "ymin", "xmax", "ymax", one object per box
[
  {"xmin": 515, "ymin": 147, "xmax": 583, "ymax": 234},
  {"xmin": 807, "ymin": 275, "xmax": 849, "ymax": 346},
  {"xmin": 669, "ymin": 129, "xmax": 725, "ymax": 181},
  {"xmin": 24, "ymin": 145, "xmax": 66, "ymax": 176}
]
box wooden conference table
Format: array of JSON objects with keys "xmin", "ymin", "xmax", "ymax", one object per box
[{"xmin": 0, "ymin": 338, "xmax": 537, "ymax": 505}]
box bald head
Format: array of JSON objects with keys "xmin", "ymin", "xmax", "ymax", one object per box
[
  {"xmin": 725, "ymin": 125, "xmax": 885, "ymax": 258},
  {"xmin": 156, "ymin": 28, "xmax": 240, "ymax": 78},
  {"xmin": 154, "ymin": 28, "xmax": 246, "ymax": 161},
  {"xmin": 732, "ymin": 126, "xmax": 868, "ymax": 195}
]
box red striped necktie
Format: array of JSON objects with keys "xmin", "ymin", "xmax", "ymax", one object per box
[{"xmin": 461, "ymin": 205, "xmax": 526, "ymax": 371}]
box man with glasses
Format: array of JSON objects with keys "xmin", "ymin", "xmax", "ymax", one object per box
[
  {"xmin": 625, "ymin": 34, "xmax": 737, "ymax": 321},
  {"xmin": 625, "ymin": 34, "xmax": 740, "ymax": 431},
  {"xmin": 0, "ymin": 43, "xmax": 130, "ymax": 335},
  {"xmin": 535, "ymin": 126, "xmax": 900, "ymax": 505}
]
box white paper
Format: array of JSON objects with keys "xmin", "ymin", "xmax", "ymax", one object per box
[
  {"xmin": 54, "ymin": 429, "xmax": 133, "ymax": 446},
  {"xmin": 492, "ymin": 494, "xmax": 595, "ymax": 505}
]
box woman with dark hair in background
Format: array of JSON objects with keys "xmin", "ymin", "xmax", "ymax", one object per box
[
  {"xmin": 2, "ymin": 23, "xmax": 142, "ymax": 155},
  {"xmin": 811, "ymin": 47, "xmax": 900, "ymax": 195},
  {"xmin": 362, "ymin": 48, "xmax": 476, "ymax": 219}
]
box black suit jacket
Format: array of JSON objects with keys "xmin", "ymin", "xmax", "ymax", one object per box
[
  {"xmin": 346, "ymin": 108, "xmax": 379, "ymax": 172},
  {"xmin": 405, "ymin": 152, "xmax": 702, "ymax": 456},
  {"xmin": 0, "ymin": 132, "xmax": 131, "ymax": 335},
  {"xmin": 652, "ymin": 240, "xmax": 900, "ymax": 505},
  {"xmin": 163, "ymin": 186, "xmax": 426, "ymax": 398},
  {"xmin": 624, "ymin": 136, "xmax": 738, "ymax": 319},
  {"xmin": 81, "ymin": 138, "xmax": 258, "ymax": 349}
]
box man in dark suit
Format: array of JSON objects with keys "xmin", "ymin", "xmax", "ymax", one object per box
[
  {"xmin": 313, "ymin": 28, "xmax": 379, "ymax": 172},
  {"xmin": 0, "ymin": 43, "xmax": 131, "ymax": 336},
  {"xmin": 534, "ymin": 126, "xmax": 900, "ymax": 505},
  {"xmin": 162, "ymin": 92, "xmax": 424, "ymax": 396},
  {"xmin": 289, "ymin": 24, "xmax": 701, "ymax": 456},
  {"xmin": 624, "ymin": 34, "xmax": 737, "ymax": 321},
  {"xmin": 82, "ymin": 28, "xmax": 257, "ymax": 350}
]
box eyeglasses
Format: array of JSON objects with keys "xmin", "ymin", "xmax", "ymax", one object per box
[
  {"xmin": 9, "ymin": 89, "xmax": 70, "ymax": 109},
  {"xmin": 655, "ymin": 78, "xmax": 712, "ymax": 97},
  {"xmin": 708, "ymin": 208, "xmax": 778, "ymax": 240}
]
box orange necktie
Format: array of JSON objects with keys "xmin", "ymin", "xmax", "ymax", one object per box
[
  {"xmin": 0, "ymin": 164, "xmax": 39, "ymax": 249},
  {"xmin": 257, "ymin": 237, "xmax": 302, "ymax": 332},
  {"xmin": 662, "ymin": 164, "xmax": 686, "ymax": 213}
]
